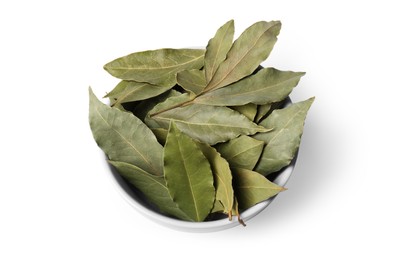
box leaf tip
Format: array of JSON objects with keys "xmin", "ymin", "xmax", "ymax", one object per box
[{"xmin": 305, "ymin": 96, "xmax": 316, "ymax": 107}]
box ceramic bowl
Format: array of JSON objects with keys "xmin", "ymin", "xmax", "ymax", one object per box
[{"xmin": 107, "ymin": 156, "xmax": 296, "ymax": 232}]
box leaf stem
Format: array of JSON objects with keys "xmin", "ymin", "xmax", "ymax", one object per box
[{"xmin": 238, "ymin": 214, "xmax": 246, "ymax": 227}]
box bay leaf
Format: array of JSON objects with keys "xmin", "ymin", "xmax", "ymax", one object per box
[
  {"xmin": 232, "ymin": 168, "xmax": 285, "ymax": 210},
  {"xmin": 104, "ymin": 48, "xmax": 205, "ymax": 87},
  {"xmin": 255, "ymin": 104, "xmax": 272, "ymax": 123},
  {"xmin": 196, "ymin": 68, "xmax": 304, "ymax": 106},
  {"xmin": 104, "ymin": 80, "xmax": 173, "ymax": 106},
  {"xmin": 216, "ymin": 135, "xmax": 264, "ymax": 170},
  {"xmin": 145, "ymin": 92, "xmax": 192, "ymax": 128},
  {"xmin": 196, "ymin": 142, "xmax": 234, "ymax": 219},
  {"xmin": 151, "ymin": 103, "xmax": 270, "ymax": 145},
  {"xmin": 254, "ymin": 97, "xmax": 315, "ymax": 175},
  {"xmin": 151, "ymin": 128, "xmax": 168, "ymax": 146},
  {"xmin": 231, "ymin": 196, "xmax": 246, "ymax": 226},
  {"xmin": 89, "ymin": 87, "xmax": 163, "ymax": 176},
  {"xmin": 108, "ymin": 160, "xmax": 191, "ymax": 221},
  {"xmin": 133, "ymin": 89, "xmax": 178, "ymax": 121},
  {"xmin": 204, "ymin": 21, "xmax": 281, "ymax": 92},
  {"xmin": 255, "ymin": 100, "xmax": 289, "ymax": 124},
  {"xmin": 176, "ymin": 69, "xmax": 206, "ymax": 95},
  {"xmin": 147, "ymin": 92, "xmax": 191, "ymax": 116},
  {"xmin": 204, "ymin": 19, "xmax": 234, "ymax": 84},
  {"xmin": 164, "ymin": 122, "xmax": 215, "ymax": 222},
  {"xmin": 108, "ymin": 96, "xmax": 128, "ymax": 112},
  {"xmin": 211, "ymin": 200, "xmax": 225, "ymax": 214},
  {"xmin": 230, "ymin": 103, "xmax": 257, "ymax": 121}
]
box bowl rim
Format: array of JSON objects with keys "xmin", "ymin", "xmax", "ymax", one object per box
[{"xmin": 107, "ymin": 156, "xmax": 296, "ymax": 232}]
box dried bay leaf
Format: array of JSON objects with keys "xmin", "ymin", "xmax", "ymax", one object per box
[
  {"xmin": 254, "ymin": 97, "xmax": 315, "ymax": 175},
  {"xmin": 255, "ymin": 100, "xmax": 289, "ymax": 123},
  {"xmin": 232, "ymin": 168, "xmax": 285, "ymax": 210},
  {"xmin": 133, "ymin": 90, "xmax": 178, "ymax": 121},
  {"xmin": 231, "ymin": 196, "xmax": 246, "ymax": 226},
  {"xmin": 216, "ymin": 135, "xmax": 264, "ymax": 170},
  {"xmin": 230, "ymin": 103, "xmax": 257, "ymax": 121},
  {"xmin": 164, "ymin": 122, "xmax": 215, "ymax": 222},
  {"xmin": 147, "ymin": 92, "xmax": 191, "ymax": 117},
  {"xmin": 176, "ymin": 69, "xmax": 206, "ymax": 95},
  {"xmin": 211, "ymin": 200, "xmax": 225, "ymax": 213},
  {"xmin": 104, "ymin": 80, "xmax": 173, "ymax": 106},
  {"xmin": 255, "ymin": 104, "xmax": 272, "ymax": 123},
  {"xmin": 195, "ymin": 68, "xmax": 304, "ymax": 106},
  {"xmin": 108, "ymin": 96, "xmax": 128, "ymax": 112},
  {"xmin": 104, "ymin": 48, "xmax": 205, "ymax": 87},
  {"xmin": 108, "ymin": 160, "xmax": 191, "ymax": 221},
  {"xmin": 151, "ymin": 128, "xmax": 168, "ymax": 146},
  {"xmin": 204, "ymin": 21, "xmax": 281, "ymax": 92},
  {"xmin": 145, "ymin": 92, "xmax": 192, "ymax": 128},
  {"xmin": 150, "ymin": 103, "xmax": 270, "ymax": 145},
  {"xmin": 204, "ymin": 19, "xmax": 234, "ymax": 84},
  {"xmin": 196, "ymin": 142, "xmax": 234, "ymax": 219},
  {"xmin": 89, "ymin": 87, "xmax": 163, "ymax": 176}
]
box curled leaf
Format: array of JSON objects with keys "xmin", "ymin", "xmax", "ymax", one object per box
[{"xmin": 196, "ymin": 142, "xmax": 234, "ymax": 219}]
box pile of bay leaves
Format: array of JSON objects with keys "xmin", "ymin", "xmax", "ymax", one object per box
[{"xmin": 89, "ymin": 20, "xmax": 314, "ymax": 225}]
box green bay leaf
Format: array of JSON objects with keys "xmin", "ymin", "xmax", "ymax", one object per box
[
  {"xmin": 232, "ymin": 168, "xmax": 285, "ymax": 210},
  {"xmin": 230, "ymin": 103, "xmax": 257, "ymax": 121},
  {"xmin": 255, "ymin": 100, "xmax": 288, "ymax": 124},
  {"xmin": 145, "ymin": 92, "xmax": 192, "ymax": 128},
  {"xmin": 255, "ymin": 104, "xmax": 272, "ymax": 123},
  {"xmin": 104, "ymin": 48, "xmax": 205, "ymax": 87},
  {"xmin": 231, "ymin": 196, "xmax": 246, "ymax": 226},
  {"xmin": 151, "ymin": 128, "xmax": 168, "ymax": 146},
  {"xmin": 108, "ymin": 160, "xmax": 191, "ymax": 221},
  {"xmin": 254, "ymin": 97, "xmax": 314, "ymax": 175},
  {"xmin": 204, "ymin": 21, "xmax": 281, "ymax": 92},
  {"xmin": 104, "ymin": 80, "xmax": 173, "ymax": 106},
  {"xmin": 196, "ymin": 142, "xmax": 234, "ymax": 218},
  {"xmin": 89, "ymin": 87, "xmax": 163, "ymax": 176},
  {"xmin": 164, "ymin": 122, "xmax": 215, "ymax": 222},
  {"xmin": 176, "ymin": 69, "xmax": 206, "ymax": 95},
  {"xmin": 205, "ymin": 19, "xmax": 235, "ymax": 84},
  {"xmin": 151, "ymin": 104, "xmax": 270, "ymax": 145},
  {"xmin": 132, "ymin": 89, "xmax": 179, "ymax": 122},
  {"xmin": 196, "ymin": 68, "xmax": 304, "ymax": 106},
  {"xmin": 216, "ymin": 135, "xmax": 264, "ymax": 170}
]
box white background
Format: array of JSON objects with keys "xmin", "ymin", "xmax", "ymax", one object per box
[{"xmin": 1, "ymin": 0, "xmax": 394, "ymax": 259}]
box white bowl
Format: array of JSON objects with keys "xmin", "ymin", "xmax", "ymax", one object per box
[{"xmin": 107, "ymin": 156, "xmax": 296, "ymax": 232}]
